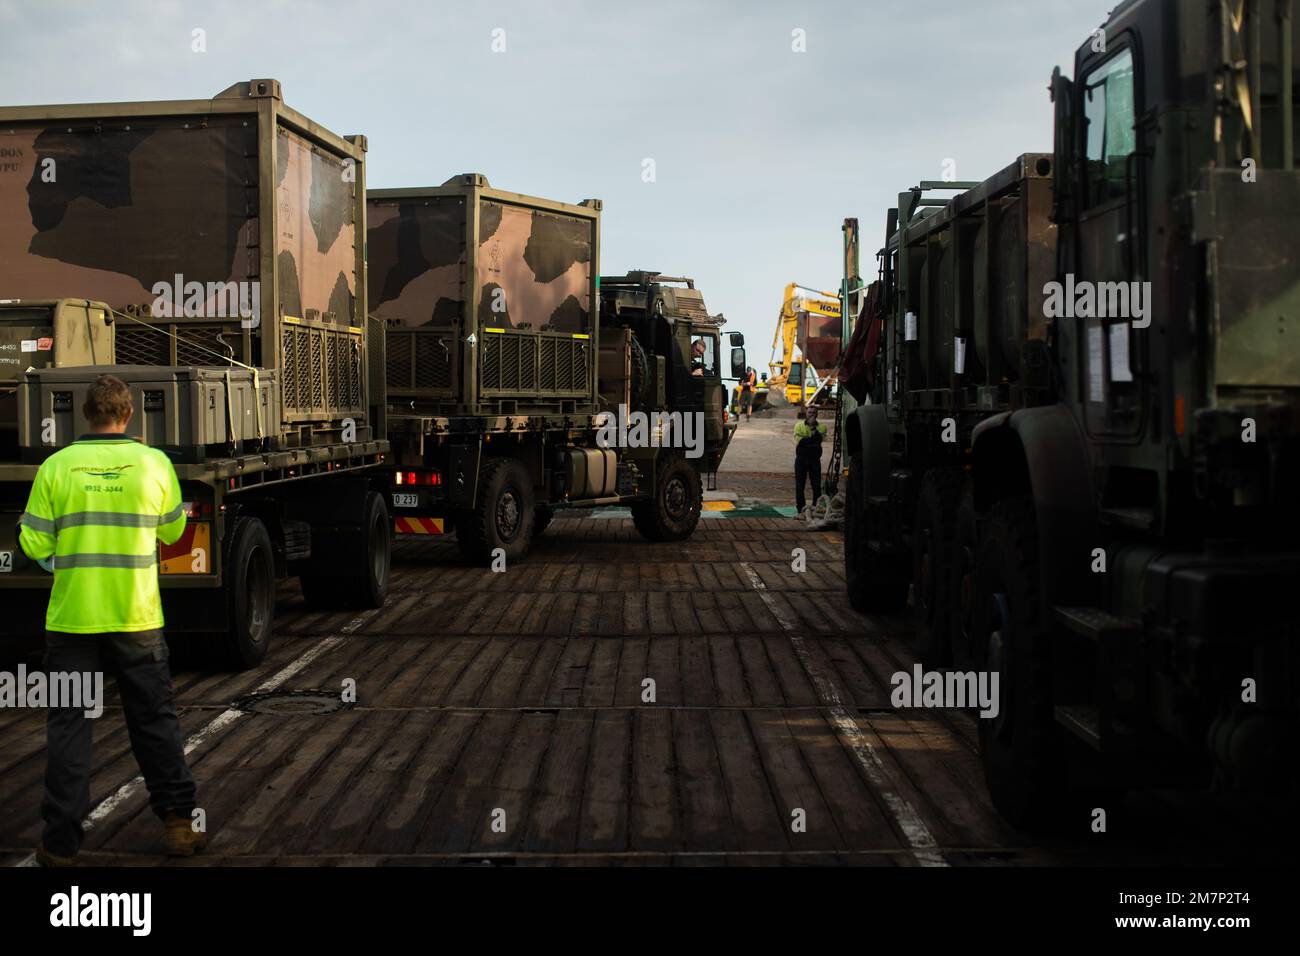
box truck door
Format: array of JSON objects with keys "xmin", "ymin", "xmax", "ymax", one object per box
[{"xmin": 1075, "ymin": 43, "xmax": 1147, "ymax": 441}]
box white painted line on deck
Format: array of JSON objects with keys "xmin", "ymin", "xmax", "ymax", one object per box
[
  {"xmin": 739, "ymin": 561, "xmax": 947, "ymax": 867},
  {"xmin": 15, "ymin": 609, "xmax": 378, "ymax": 867}
]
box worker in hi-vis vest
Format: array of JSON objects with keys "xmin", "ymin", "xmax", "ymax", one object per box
[
  {"xmin": 793, "ymin": 404, "xmax": 828, "ymax": 514},
  {"xmin": 18, "ymin": 374, "xmax": 207, "ymax": 866}
]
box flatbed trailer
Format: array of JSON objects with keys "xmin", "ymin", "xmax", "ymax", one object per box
[{"xmin": 0, "ymin": 438, "xmax": 387, "ymax": 647}]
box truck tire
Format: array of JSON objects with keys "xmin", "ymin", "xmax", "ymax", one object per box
[
  {"xmin": 457, "ymin": 457, "xmax": 535, "ymax": 564},
  {"xmin": 631, "ymin": 454, "xmax": 702, "ymax": 542},
  {"xmin": 214, "ymin": 517, "xmax": 276, "ymax": 670},
  {"xmin": 534, "ymin": 505, "xmax": 554, "ymax": 537},
  {"xmin": 300, "ymin": 491, "xmax": 392, "ymax": 610},
  {"xmin": 948, "ymin": 484, "xmax": 978, "ymax": 669},
  {"xmin": 911, "ymin": 468, "xmax": 962, "ymax": 667},
  {"xmin": 973, "ymin": 497, "xmax": 1061, "ymax": 828},
  {"xmin": 844, "ymin": 452, "xmax": 909, "ymax": 612}
]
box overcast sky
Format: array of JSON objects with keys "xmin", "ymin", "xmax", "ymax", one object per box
[{"xmin": 0, "ymin": 0, "xmax": 1106, "ymax": 367}]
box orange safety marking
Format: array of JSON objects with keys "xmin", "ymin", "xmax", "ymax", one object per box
[{"xmin": 394, "ymin": 516, "xmax": 445, "ymax": 535}]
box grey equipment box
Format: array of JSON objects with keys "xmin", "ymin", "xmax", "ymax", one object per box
[{"xmin": 18, "ymin": 365, "xmax": 281, "ymax": 464}]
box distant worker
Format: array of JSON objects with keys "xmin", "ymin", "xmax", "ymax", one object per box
[
  {"xmin": 752, "ymin": 372, "xmax": 770, "ymax": 416},
  {"xmin": 739, "ymin": 366, "xmax": 757, "ymax": 420},
  {"xmin": 690, "ymin": 338, "xmax": 707, "ymax": 376},
  {"xmin": 18, "ymin": 374, "xmax": 207, "ymax": 866},
  {"xmin": 793, "ymin": 405, "xmax": 828, "ymax": 514}
]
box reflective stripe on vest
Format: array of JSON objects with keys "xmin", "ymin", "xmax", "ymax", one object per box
[{"xmin": 53, "ymin": 552, "xmax": 159, "ymax": 570}]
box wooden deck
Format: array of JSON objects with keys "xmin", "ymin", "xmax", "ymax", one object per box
[{"xmin": 0, "ymin": 517, "xmax": 1284, "ymax": 866}]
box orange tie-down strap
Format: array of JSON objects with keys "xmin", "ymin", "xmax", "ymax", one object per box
[{"xmin": 394, "ymin": 516, "xmax": 445, "ymax": 535}]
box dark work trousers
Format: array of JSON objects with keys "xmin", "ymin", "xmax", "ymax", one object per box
[
  {"xmin": 42, "ymin": 630, "xmax": 196, "ymax": 856},
  {"xmin": 795, "ymin": 451, "xmax": 823, "ymax": 513}
]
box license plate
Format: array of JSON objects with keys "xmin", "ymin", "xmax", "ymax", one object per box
[
  {"xmin": 0, "ymin": 550, "xmax": 11, "ymax": 573},
  {"xmin": 392, "ymin": 493, "xmax": 419, "ymax": 509}
]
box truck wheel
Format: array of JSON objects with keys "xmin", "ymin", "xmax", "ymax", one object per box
[
  {"xmin": 300, "ymin": 491, "xmax": 392, "ymax": 609},
  {"xmin": 534, "ymin": 505, "xmax": 554, "ymax": 537},
  {"xmin": 844, "ymin": 452, "xmax": 908, "ymax": 612},
  {"xmin": 631, "ymin": 454, "xmax": 702, "ymax": 542},
  {"xmin": 911, "ymin": 468, "xmax": 962, "ymax": 667},
  {"xmin": 973, "ymin": 497, "xmax": 1061, "ymax": 828},
  {"xmin": 949, "ymin": 484, "xmax": 978, "ymax": 669},
  {"xmin": 457, "ymin": 457, "xmax": 535, "ymax": 564},
  {"xmin": 216, "ymin": 517, "xmax": 276, "ymax": 670}
]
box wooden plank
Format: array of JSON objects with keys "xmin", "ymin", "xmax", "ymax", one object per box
[
  {"xmin": 544, "ymin": 638, "xmax": 595, "ymax": 708},
  {"xmin": 678, "ymin": 635, "xmax": 717, "ymax": 706},
  {"xmin": 522, "ymin": 710, "xmax": 595, "ymax": 852},
  {"xmin": 582, "ymin": 638, "xmax": 622, "ymax": 708},
  {"xmin": 417, "ymin": 710, "xmax": 522, "ymax": 853},
  {"xmin": 355, "ymin": 710, "xmax": 482, "ymax": 855},
  {"xmin": 671, "ymin": 708, "xmax": 736, "ymax": 851},
  {"xmin": 628, "ymin": 709, "xmax": 676, "ymax": 851},
  {"xmin": 467, "ymin": 710, "xmax": 553, "ymax": 852},
  {"xmin": 761, "ymin": 634, "xmax": 820, "ymax": 706},
  {"xmin": 745, "ymin": 708, "xmax": 842, "ymax": 851},
  {"xmin": 477, "ymin": 638, "xmax": 543, "ymax": 708},
  {"xmin": 577, "ymin": 710, "xmax": 631, "ymax": 852},
  {"xmin": 212, "ymin": 707, "xmax": 362, "ymax": 856},
  {"xmin": 708, "ymin": 709, "xmax": 787, "ymax": 851},
  {"xmin": 613, "ymin": 637, "xmax": 650, "ymax": 706},
  {"xmin": 441, "ymin": 637, "xmax": 515, "ymax": 707}
]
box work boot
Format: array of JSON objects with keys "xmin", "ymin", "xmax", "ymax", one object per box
[
  {"xmin": 34, "ymin": 844, "xmax": 77, "ymax": 868},
  {"xmin": 163, "ymin": 810, "xmax": 209, "ymax": 857}
]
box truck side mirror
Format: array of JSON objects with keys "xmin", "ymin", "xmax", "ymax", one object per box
[
  {"xmin": 729, "ymin": 331, "xmax": 745, "ymax": 347},
  {"xmin": 1050, "ymin": 65, "xmax": 1075, "ymax": 223},
  {"xmin": 730, "ymin": 347, "xmax": 746, "ymax": 379}
]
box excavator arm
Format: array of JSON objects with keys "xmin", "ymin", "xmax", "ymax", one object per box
[{"xmin": 769, "ymin": 281, "xmax": 840, "ymax": 400}]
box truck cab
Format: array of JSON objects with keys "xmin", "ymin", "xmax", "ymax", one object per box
[{"xmin": 966, "ymin": 0, "xmax": 1300, "ymax": 822}]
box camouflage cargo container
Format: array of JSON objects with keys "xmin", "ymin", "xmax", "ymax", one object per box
[
  {"xmin": 0, "ymin": 78, "xmax": 379, "ymax": 444},
  {"xmin": 369, "ymin": 175, "xmax": 599, "ymax": 417},
  {"xmin": 0, "ymin": 81, "xmax": 391, "ymax": 669}
]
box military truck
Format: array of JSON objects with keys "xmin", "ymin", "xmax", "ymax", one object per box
[
  {"xmin": 0, "ymin": 80, "xmax": 391, "ymax": 669},
  {"xmin": 843, "ymin": 0, "xmax": 1299, "ymax": 824},
  {"xmin": 368, "ymin": 178, "xmax": 741, "ymax": 562}
]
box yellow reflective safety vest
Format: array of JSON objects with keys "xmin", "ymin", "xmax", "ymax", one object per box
[{"xmin": 18, "ymin": 434, "xmax": 186, "ymax": 634}]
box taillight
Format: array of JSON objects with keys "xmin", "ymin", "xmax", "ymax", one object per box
[
  {"xmin": 395, "ymin": 470, "xmax": 441, "ymax": 487},
  {"xmin": 183, "ymin": 500, "xmax": 214, "ymax": 519}
]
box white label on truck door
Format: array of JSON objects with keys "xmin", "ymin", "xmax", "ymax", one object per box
[
  {"xmin": 905, "ymin": 311, "xmax": 918, "ymax": 342},
  {"xmin": 392, "ymin": 493, "xmax": 418, "ymax": 509},
  {"xmin": 1087, "ymin": 325, "xmax": 1105, "ymax": 403},
  {"xmin": 20, "ymin": 339, "xmax": 37, "ymax": 353},
  {"xmin": 1108, "ymin": 323, "xmax": 1133, "ymax": 382},
  {"xmin": 0, "ymin": 551, "xmax": 12, "ymax": 572}
]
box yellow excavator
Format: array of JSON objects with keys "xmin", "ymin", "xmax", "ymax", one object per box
[{"xmin": 769, "ymin": 282, "xmax": 841, "ymax": 404}]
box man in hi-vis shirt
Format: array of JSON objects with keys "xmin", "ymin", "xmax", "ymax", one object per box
[{"xmin": 19, "ymin": 374, "xmax": 206, "ymax": 866}]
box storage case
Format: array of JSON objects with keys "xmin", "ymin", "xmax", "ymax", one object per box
[{"xmin": 18, "ymin": 365, "xmax": 281, "ymax": 463}]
